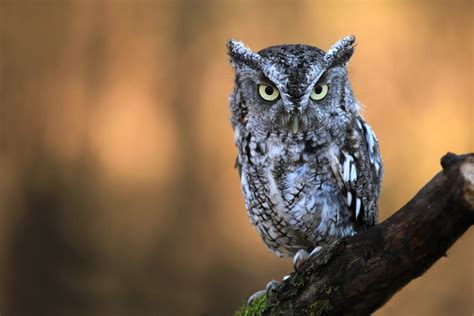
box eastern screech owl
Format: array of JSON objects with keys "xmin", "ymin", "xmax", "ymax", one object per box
[{"xmin": 227, "ymin": 35, "xmax": 383, "ymax": 263}]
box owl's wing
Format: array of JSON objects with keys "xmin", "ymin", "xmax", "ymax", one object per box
[{"xmin": 339, "ymin": 117, "xmax": 383, "ymax": 228}]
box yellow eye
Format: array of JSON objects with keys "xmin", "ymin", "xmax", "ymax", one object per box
[
  {"xmin": 310, "ymin": 83, "xmax": 329, "ymax": 101},
  {"xmin": 258, "ymin": 84, "xmax": 280, "ymax": 101}
]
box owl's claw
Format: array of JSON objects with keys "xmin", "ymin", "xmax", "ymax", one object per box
[
  {"xmin": 249, "ymin": 250, "xmax": 323, "ymax": 305},
  {"xmin": 247, "ymin": 289, "xmax": 266, "ymax": 305},
  {"xmin": 293, "ymin": 246, "xmax": 322, "ymax": 272},
  {"xmin": 309, "ymin": 246, "xmax": 322, "ymax": 257},
  {"xmin": 265, "ymin": 279, "xmax": 280, "ymax": 292},
  {"xmin": 247, "ymin": 280, "xmax": 280, "ymax": 305},
  {"xmin": 293, "ymin": 249, "xmax": 310, "ymax": 272}
]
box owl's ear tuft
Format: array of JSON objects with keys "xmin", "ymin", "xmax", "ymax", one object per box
[
  {"xmin": 324, "ymin": 35, "xmax": 356, "ymax": 67},
  {"xmin": 227, "ymin": 39, "xmax": 262, "ymax": 69}
]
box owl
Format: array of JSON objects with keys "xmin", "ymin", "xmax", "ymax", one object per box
[{"xmin": 227, "ymin": 35, "xmax": 383, "ymax": 270}]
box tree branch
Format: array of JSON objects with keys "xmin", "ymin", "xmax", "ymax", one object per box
[{"xmin": 238, "ymin": 153, "xmax": 474, "ymax": 316}]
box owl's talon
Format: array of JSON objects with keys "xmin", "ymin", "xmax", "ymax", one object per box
[
  {"xmin": 293, "ymin": 249, "xmax": 310, "ymax": 272},
  {"xmin": 247, "ymin": 289, "xmax": 266, "ymax": 305},
  {"xmin": 266, "ymin": 279, "xmax": 279, "ymax": 292},
  {"xmin": 309, "ymin": 246, "xmax": 322, "ymax": 258},
  {"xmin": 247, "ymin": 280, "xmax": 280, "ymax": 305}
]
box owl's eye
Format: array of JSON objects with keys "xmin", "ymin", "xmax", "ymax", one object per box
[
  {"xmin": 310, "ymin": 83, "xmax": 329, "ymax": 101},
  {"xmin": 258, "ymin": 84, "xmax": 280, "ymax": 101}
]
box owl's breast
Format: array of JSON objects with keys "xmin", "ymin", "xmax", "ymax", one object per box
[
  {"xmin": 272, "ymin": 151, "xmax": 355, "ymax": 246},
  {"xmin": 239, "ymin": 130, "xmax": 357, "ymax": 256}
]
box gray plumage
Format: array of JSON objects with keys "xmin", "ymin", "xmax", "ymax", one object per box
[{"xmin": 227, "ymin": 35, "xmax": 383, "ymax": 257}]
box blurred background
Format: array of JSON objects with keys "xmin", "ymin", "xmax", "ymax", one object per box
[{"xmin": 0, "ymin": 1, "xmax": 472, "ymax": 315}]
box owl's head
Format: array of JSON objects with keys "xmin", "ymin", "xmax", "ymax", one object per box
[{"xmin": 227, "ymin": 35, "xmax": 359, "ymax": 137}]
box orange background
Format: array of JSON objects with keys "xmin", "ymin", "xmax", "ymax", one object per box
[{"xmin": 0, "ymin": 1, "xmax": 472, "ymax": 315}]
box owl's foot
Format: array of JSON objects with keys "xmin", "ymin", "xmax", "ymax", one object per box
[
  {"xmin": 293, "ymin": 246, "xmax": 322, "ymax": 272},
  {"xmin": 247, "ymin": 280, "xmax": 279, "ymax": 305}
]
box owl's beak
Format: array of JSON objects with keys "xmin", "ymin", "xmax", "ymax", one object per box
[{"xmin": 291, "ymin": 115, "xmax": 300, "ymax": 134}]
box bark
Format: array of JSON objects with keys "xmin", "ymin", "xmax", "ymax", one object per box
[{"xmin": 241, "ymin": 153, "xmax": 474, "ymax": 316}]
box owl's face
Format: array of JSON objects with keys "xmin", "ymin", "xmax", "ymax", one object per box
[{"xmin": 228, "ymin": 36, "xmax": 359, "ymax": 138}]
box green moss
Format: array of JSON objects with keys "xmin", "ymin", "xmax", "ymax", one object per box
[
  {"xmin": 292, "ymin": 274, "xmax": 306, "ymax": 288},
  {"xmin": 323, "ymin": 285, "xmax": 341, "ymax": 295},
  {"xmin": 235, "ymin": 295, "xmax": 267, "ymax": 316},
  {"xmin": 306, "ymin": 300, "xmax": 333, "ymax": 316}
]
